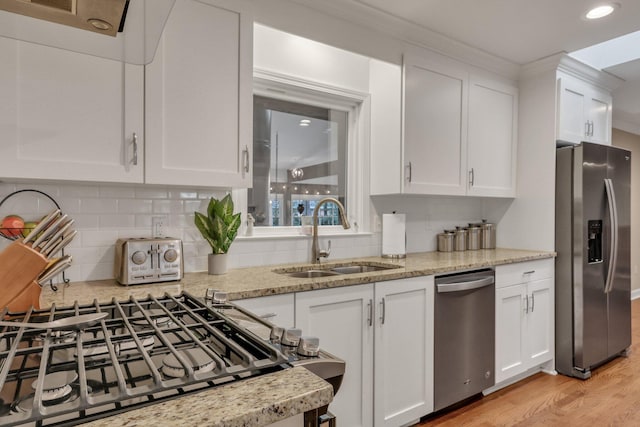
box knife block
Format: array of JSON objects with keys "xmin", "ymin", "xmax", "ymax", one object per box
[{"xmin": 0, "ymin": 241, "xmax": 47, "ymax": 313}]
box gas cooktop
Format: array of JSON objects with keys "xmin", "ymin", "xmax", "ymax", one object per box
[{"xmin": 0, "ymin": 292, "xmax": 293, "ymax": 426}]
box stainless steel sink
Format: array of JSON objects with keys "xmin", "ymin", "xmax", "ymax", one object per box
[
  {"xmin": 329, "ymin": 265, "xmax": 394, "ymax": 274},
  {"xmin": 286, "ymin": 270, "xmax": 342, "ymax": 278},
  {"xmin": 277, "ymin": 262, "xmax": 400, "ymax": 278}
]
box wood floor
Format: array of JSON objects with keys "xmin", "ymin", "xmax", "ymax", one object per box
[{"xmin": 419, "ymin": 298, "xmax": 640, "ymax": 426}]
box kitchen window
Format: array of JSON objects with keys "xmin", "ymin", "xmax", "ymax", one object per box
[{"xmin": 233, "ymin": 72, "xmax": 369, "ymax": 236}]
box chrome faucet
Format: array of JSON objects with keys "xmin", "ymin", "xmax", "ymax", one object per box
[{"xmin": 312, "ymin": 197, "xmax": 351, "ymax": 263}]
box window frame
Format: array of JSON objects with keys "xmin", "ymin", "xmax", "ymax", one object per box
[{"xmin": 233, "ymin": 68, "xmax": 371, "ymax": 238}]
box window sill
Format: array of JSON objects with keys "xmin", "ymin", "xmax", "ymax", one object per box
[{"xmin": 236, "ymin": 230, "xmax": 374, "ymax": 241}]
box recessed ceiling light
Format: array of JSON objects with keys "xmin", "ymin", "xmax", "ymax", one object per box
[{"xmin": 585, "ymin": 3, "xmax": 619, "ymax": 19}]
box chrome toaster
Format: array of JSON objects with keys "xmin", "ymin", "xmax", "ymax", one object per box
[{"xmin": 115, "ymin": 237, "xmax": 183, "ymax": 285}]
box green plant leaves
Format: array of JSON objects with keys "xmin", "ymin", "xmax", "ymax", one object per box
[{"xmin": 195, "ymin": 195, "xmax": 241, "ymax": 254}]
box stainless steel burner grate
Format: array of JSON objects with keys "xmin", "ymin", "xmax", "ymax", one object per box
[{"xmin": 0, "ymin": 292, "xmax": 290, "ymax": 426}]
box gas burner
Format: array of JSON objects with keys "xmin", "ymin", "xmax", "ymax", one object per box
[
  {"xmin": 162, "ymin": 348, "xmax": 216, "ymax": 378},
  {"xmin": 35, "ymin": 371, "xmax": 78, "ymax": 402},
  {"xmin": 13, "ymin": 371, "xmax": 80, "ymax": 413},
  {"xmin": 79, "ymin": 330, "xmax": 155, "ymax": 358},
  {"xmin": 37, "ymin": 329, "xmax": 77, "ymax": 343},
  {"xmin": 131, "ymin": 308, "xmax": 173, "ymax": 329}
]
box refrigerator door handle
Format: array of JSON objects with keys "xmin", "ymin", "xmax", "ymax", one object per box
[{"xmin": 604, "ymin": 178, "xmax": 619, "ymax": 294}]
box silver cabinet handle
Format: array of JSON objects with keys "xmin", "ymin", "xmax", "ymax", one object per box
[
  {"xmin": 367, "ymin": 299, "xmax": 373, "ymax": 327},
  {"xmin": 585, "ymin": 121, "xmax": 590, "ymax": 137},
  {"xmin": 380, "ymin": 297, "xmax": 386, "ymax": 325},
  {"xmin": 523, "ymin": 270, "xmax": 535, "ymax": 275},
  {"xmin": 405, "ymin": 162, "xmax": 412, "ymax": 183},
  {"xmin": 530, "ymin": 293, "xmax": 535, "ymax": 312},
  {"xmin": 524, "ymin": 295, "xmax": 529, "ymax": 314},
  {"xmin": 132, "ymin": 132, "xmax": 138, "ymax": 166},
  {"xmin": 469, "ymin": 168, "xmax": 475, "ymax": 187},
  {"xmin": 242, "ymin": 146, "xmax": 250, "ymax": 177},
  {"xmin": 590, "ymin": 121, "xmax": 595, "ymax": 137}
]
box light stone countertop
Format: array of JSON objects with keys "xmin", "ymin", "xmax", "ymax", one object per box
[
  {"xmin": 41, "ymin": 248, "xmax": 555, "ymax": 307},
  {"xmin": 81, "ymin": 366, "xmax": 333, "ymax": 427},
  {"xmin": 37, "ymin": 248, "xmax": 553, "ymax": 427}
]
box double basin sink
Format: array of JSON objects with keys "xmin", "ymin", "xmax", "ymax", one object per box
[{"xmin": 275, "ymin": 262, "xmax": 401, "ymax": 278}]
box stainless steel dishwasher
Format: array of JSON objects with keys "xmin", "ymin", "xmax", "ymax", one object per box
[{"xmin": 434, "ymin": 268, "xmax": 495, "ymax": 411}]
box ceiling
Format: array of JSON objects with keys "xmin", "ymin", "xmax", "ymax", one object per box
[{"xmin": 303, "ymin": 0, "xmax": 640, "ymax": 130}]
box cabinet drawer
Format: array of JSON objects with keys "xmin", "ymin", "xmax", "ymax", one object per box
[
  {"xmin": 495, "ymin": 259, "xmax": 554, "ymax": 288},
  {"xmin": 234, "ymin": 294, "xmax": 295, "ymax": 328}
]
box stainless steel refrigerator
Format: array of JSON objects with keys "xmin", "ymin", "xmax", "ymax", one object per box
[{"xmin": 555, "ymin": 141, "xmax": 631, "ymax": 379}]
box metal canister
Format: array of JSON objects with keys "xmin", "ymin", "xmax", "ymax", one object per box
[
  {"xmin": 466, "ymin": 224, "xmax": 481, "ymax": 250},
  {"xmin": 480, "ymin": 219, "xmax": 496, "ymax": 249},
  {"xmin": 437, "ymin": 230, "xmax": 455, "ymax": 252},
  {"xmin": 453, "ymin": 227, "xmax": 467, "ymax": 251}
]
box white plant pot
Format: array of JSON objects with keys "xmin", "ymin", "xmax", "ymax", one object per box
[{"xmin": 208, "ymin": 253, "xmax": 228, "ymax": 275}]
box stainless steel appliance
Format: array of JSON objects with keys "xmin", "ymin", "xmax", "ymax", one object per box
[
  {"xmin": 0, "ymin": 291, "xmax": 344, "ymax": 426},
  {"xmin": 114, "ymin": 237, "xmax": 183, "ymax": 285},
  {"xmin": 434, "ymin": 269, "xmax": 495, "ymax": 411},
  {"xmin": 555, "ymin": 142, "xmax": 631, "ymax": 379},
  {"xmin": 0, "ymin": 0, "xmax": 175, "ymax": 65}
]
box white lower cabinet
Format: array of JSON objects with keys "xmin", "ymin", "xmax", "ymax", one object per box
[
  {"xmin": 373, "ymin": 277, "xmax": 434, "ymax": 427},
  {"xmin": 296, "ymin": 284, "xmax": 374, "ymax": 427},
  {"xmin": 295, "ymin": 277, "xmax": 434, "ymax": 427},
  {"xmin": 495, "ymin": 260, "xmax": 554, "ymax": 384}
]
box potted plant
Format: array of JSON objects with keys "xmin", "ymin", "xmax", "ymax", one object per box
[{"xmin": 194, "ymin": 194, "xmax": 241, "ymax": 275}]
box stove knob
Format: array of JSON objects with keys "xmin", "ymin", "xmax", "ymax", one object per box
[
  {"xmin": 131, "ymin": 251, "xmax": 147, "ymax": 265},
  {"xmin": 297, "ymin": 336, "xmax": 320, "ymax": 357},
  {"xmin": 164, "ymin": 248, "xmax": 178, "ymax": 263},
  {"xmin": 281, "ymin": 327, "xmax": 302, "ymax": 347},
  {"xmin": 270, "ymin": 326, "xmax": 285, "ymax": 344}
]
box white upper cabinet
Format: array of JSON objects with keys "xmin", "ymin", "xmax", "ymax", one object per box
[
  {"xmin": 0, "ymin": 38, "xmax": 143, "ymax": 183},
  {"xmin": 402, "ymin": 55, "xmax": 468, "ymax": 196},
  {"xmin": 371, "ymin": 51, "xmax": 517, "ymax": 197},
  {"xmin": 467, "ymin": 76, "xmax": 518, "ymax": 197},
  {"xmin": 145, "ymin": 0, "xmax": 252, "ymax": 187},
  {"xmin": 556, "ymin": 72, "xmax": 612, "ymax": 145}
]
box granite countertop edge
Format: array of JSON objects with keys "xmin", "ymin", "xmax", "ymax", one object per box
[{"xmin": 82, "ymin": 366, "xmax": 333, "ymax": 427}]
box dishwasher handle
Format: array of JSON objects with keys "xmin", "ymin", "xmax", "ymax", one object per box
[{"xmin": 436, "ymin": 276, "xmax": 494, "ymax": 293}]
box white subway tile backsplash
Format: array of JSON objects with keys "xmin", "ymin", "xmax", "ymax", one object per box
[
  {"xmin": 60, "ymin": 184, "xmax": 99, "ymax": 198},
  {"xmin": 168, "ymin": 190, "xmax": 198, "ymax": 200},
  {"xmin": 99, "ymin": 186, "xmax": 136, "ymax": 198},
  {"xmin": 81, "ymin": 199, "xmax": 118, "ymax": 214},
  {"xmin": 152, "ymin": 200, "xmax": 183, "ymax": 214},
  {"xmin": 135, "ymin": 187, "xmax": 168, "ymax": 199},
  {"xmin": 118, "ymin": 199, "xmax": 152, "ymax": 214},
  {"xmin": 100, "ymin": 214, "xmax": 135, "ymax": 229},
  {"xmin": 82, "ymin": 230, "xmax": 119, "ymax": 247}
]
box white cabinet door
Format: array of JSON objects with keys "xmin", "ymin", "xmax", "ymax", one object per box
[
  {"xmin": 234, "ymin": 293, "xmax": 295, "ymax": 329},
  {"xmin": 403, "ymin": 54, "xmax": 467, "ymax": 196},
  {"xmin": 526, "ymin": 277, "xmax": 553, "ymax": 367},
  {"xmin": 402, "ymin": 53, "xmax": 517, "ymax": 198},
  {"xmin": 145, "ymin": 0, "xmax": 252, "ymax": 187},
  {"xmin": 467, "ymin": 76, "xmax": 518, "ymax": 197},
  {"xmin": 0, "ymin": 38, "xmax": 143, "ymax": 183},
  {"xmin": 586, "ymin": 88, "xmax": 612, "ymax": 145},
  {"xmin": 495, "ymin": 284, "xmax": 526, "ymax": 383},
  {"xmin": 495, "ymin": 259, "xmax": 554, "ymax": 385},
  {"xmin": 374, "ymin": 277, "xmax": 434, "ymax": 427},
  {"xmin": 295, "ymin": 284, "xmax": 374, "ymax": 427},
  {"xmin": 556, "ymin": 75, "xmax": 612, "ymax": 145}
]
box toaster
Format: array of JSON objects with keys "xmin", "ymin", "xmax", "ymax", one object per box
[{"xmin": 115, "ymin": 238, "xmax": 183, "ymax": 285}]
